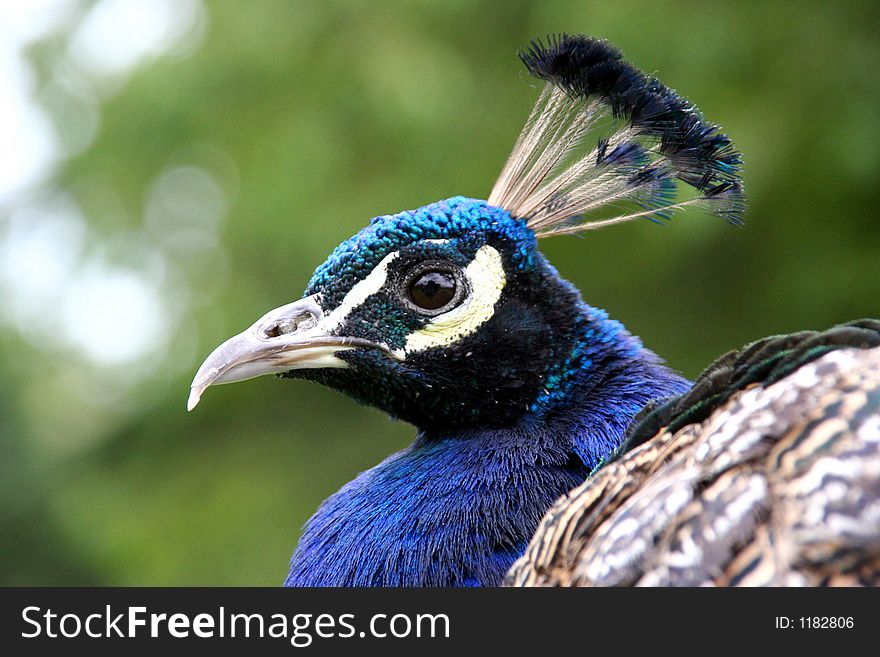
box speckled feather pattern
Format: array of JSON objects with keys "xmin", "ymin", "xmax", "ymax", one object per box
[{"xmin": 506, "ymin": 347, "xmax": 880, "ymax": 587}]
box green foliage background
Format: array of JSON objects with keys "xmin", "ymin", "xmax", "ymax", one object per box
[{"xmin": 2, "ymin": 1, "xmax": 878, "ymax": 584}]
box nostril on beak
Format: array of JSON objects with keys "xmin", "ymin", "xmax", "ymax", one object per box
[
  {"xmin": 260, "ymin": 302, "xmax": 322, "ymax": 339},
  {"xmin": 264, "ymin": 323, "xmax": 283, "ymax": 338}
]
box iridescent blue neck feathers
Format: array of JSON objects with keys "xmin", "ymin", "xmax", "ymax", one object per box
[{"xmin": 285, "ymin": 306, "xmax": 689, "ymax": 586}]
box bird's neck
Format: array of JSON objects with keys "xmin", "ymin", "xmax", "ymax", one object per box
[
  {"xmin": 420, "ymin": 301, "xmax": 689, "ymax": 468},
  {"xmin": 286, "ymin": 309, "xmax": 689, "ymax": 586}
]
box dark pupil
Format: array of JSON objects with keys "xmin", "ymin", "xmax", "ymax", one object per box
[{"xmin": 409, "ymin": 271, "xmax": 456, "ymax": 310}]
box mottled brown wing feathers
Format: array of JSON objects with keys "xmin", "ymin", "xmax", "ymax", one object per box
[{"xmin": 506, "ymin": 344, "xmax": 880, "ymax": 587}]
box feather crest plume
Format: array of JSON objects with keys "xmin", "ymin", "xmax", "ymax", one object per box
[{"xmin": 488, "ymin": 34, "xmax": 745, "ymax": 236}]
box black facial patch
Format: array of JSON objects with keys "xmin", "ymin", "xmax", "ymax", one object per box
[
  {"xmin": 293, "ymin": 245, "xmax": 591, "ymax": 431},
  {"xmin": 330, "ymin": 241, "xmax": 473, "ymax": 350}
]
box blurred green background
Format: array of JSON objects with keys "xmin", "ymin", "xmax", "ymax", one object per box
[{"xmin": 1, "ymin": 0, "xmax": 878, "ymax": 585}]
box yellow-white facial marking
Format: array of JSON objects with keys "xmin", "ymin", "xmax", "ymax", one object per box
[
  {"xmin": 320, "ymin": 250, "xmax": 400, "ymax": 332},
  {"xmin": 397, "ymin": 244, "xmax": 506, "ymax": 357}
]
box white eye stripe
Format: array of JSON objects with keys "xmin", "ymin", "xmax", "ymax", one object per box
[
  {"xmin": 397, "ymin": 245, "xmax": 506, "ymax": 356},
  {"xmin": 319, "ymin": 244, "xmax": 507, "ymax": 356},
  {"xmin": 321, "ymin": 250, "xmax": 399, "ymax": 331}
]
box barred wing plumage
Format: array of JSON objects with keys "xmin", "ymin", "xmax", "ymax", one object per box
[{"xmin": 507, "ymin": 323, "xmax": 880, "ymax": 587}]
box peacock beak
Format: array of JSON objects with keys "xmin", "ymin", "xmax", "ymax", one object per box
[{"xmin": 187, "ymin": 294, "xmax": 384, "ymax": 411}]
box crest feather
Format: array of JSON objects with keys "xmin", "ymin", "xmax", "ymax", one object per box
[{"xmin": 488, "ymin": 34, "xmax": 745, "ymax": 237}]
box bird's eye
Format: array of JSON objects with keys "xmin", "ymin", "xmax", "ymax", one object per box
[{"xmin": 407, "ymin": 269, "xmax": 458, "ymax": 312}]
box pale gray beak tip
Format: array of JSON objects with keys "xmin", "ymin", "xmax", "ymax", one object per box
[
  {"xmin": 187, "ymin": 388, "xmax": 203, "ymax": 412},
  {"xmin": 187, "ymin": 358, "xmax": 219, "ymax": 412}
]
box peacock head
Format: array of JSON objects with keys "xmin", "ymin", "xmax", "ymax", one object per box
[
  {"xmin": 188, "ymin": 34, "xmax": 744, "ymax": 431},
  {"xmin": 188, "ymin": 197, "xmax": 581, "ymax": 429}
]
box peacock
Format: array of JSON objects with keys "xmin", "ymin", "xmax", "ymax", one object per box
[{"xmin": 187, "ymin": 34, "xmax": 880, "ymax": 587}]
